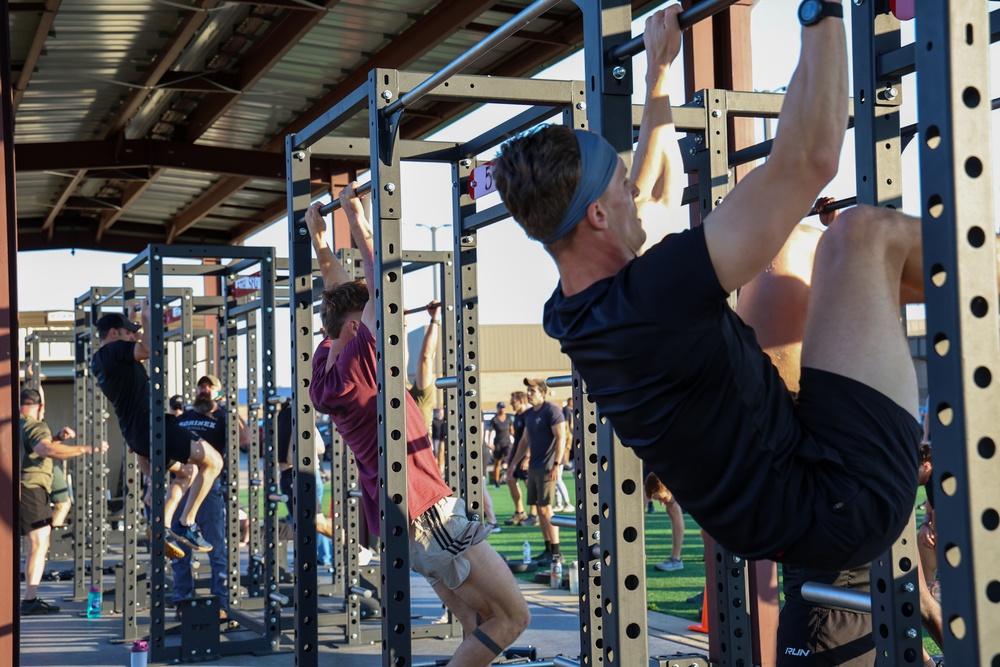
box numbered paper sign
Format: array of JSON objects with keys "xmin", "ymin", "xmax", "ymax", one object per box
[
  {"xmin": 231, "ymin": 272, "xmax": 262, "ymax": 299},
  {"xmin": 468, "ymin": 162, "xmax": 497, "ymax": 200}
]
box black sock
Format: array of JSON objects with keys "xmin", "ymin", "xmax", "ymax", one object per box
[
  {"xmin": 550, "ymin": 543, "xmax": 561, "ymax": 556},
  {"xmin": 544, "ymin": 541, "xmax": 551, "ymax": 553}
]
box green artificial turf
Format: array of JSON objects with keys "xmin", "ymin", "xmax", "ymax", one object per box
[{"xmin": 239, "ymin": 468, "xmax": 942, "ymax": 656}]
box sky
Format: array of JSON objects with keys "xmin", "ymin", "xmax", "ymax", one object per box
[{"xmin": 17, "ymin": 3, "xmax": 1000, "ymax": 365}]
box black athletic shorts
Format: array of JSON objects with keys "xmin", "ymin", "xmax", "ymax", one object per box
[
  {"xmin": 493, "ymin": 445, "xmax": 511, "ymax": 462},
  {"xmin": 130, "ymin": 414, "xmax": 195, "ymax": 466},
  {"xmin": 777, "ymin": 564, "xmax": 874, "ymax": 666},
  {"xmin": 21, "ymin": 486, "xmax": 53, "ymax": 534},
  {"xmin": 776, "ymin": 599, "xmax": 874, "ymax": 666},
  {"xmin": 776, "ymin": 368, "xmax": 921, "ymax": 570}
]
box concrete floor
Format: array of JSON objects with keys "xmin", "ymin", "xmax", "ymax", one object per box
[{"xmin": 19, "ymin": 561, "xmax": 709, "ymax": 667}]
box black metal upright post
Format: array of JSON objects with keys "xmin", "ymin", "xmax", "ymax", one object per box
[
  {"xmin": 285, "ymin": 140, "xmax": 319, "ymax": 667},
  {"xmin": 578, "ymin": 1, "xmax": 649, "ymax": 664},
  {"xmin": 372, "ymin": 67, "xmax": 413, "ymax": 667},
  {"xmin": 850, "ymin": 3, "xmax": 922, "ymax": 662},
  {"xmin": 70, "ymin": 301, "xmax": 91, "ymax": 602},
  {"xmin": 915, "ymin": 1, "xmax": 1000, "ymax": 664}
]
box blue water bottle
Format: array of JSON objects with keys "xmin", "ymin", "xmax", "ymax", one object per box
[{"xmin": 87, "ymin": 586, "xmax": 102, "ymax": 618}]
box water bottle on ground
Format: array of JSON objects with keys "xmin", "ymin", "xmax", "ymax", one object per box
[
  {"xmin": 522, "ymin": 540, "xmax": 531, "ymax": 564},
  {"xmin": 130, "ymin": 640, "xmax": 149, "ymax": 667},
  {"xmin": 86, "ymin": 586, "xmax": 102, "ymax": 619},
  {"xmin": 551, "ymin": 555, "xmax": 563, "ymax": 589}
]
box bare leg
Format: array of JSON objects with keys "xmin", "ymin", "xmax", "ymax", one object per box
[
  {"xmin": 178, "ymin": 440, "xmax": 223, "ymax": 526},
  {"xmin": 482, "ymin": 486, "xmax": 497, "ymax": 525},
  {"xmin": 432, "ymin": 542, "xmax": 530, "ymax": 667},
  {"xmin": 667, "ymin": 502, "xmax": 685, "ymax": 561},
  {"xmin": 23, "ymin": 526, "xmax": 51, "ymax": 600},
  {"xmin": 51, "ymin": 501, "xmax": 72, "ymax": 527},
  {"xmin": 802, "ymin": 207, "xmax": 920, "ymax": 418},
  {"xmin": 506, "ymin": 477, "xmax": 524, "ymax": 515},
  {"xmin": 538, "ymin": 503, "xmax": 558, "ymax": 547},
  {"xmin": 164, "ymin": 463, "xmax": 196, "ymax": 530}
]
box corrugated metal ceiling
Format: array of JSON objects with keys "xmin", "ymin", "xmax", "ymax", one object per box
[{"xmin": 11, "ymin": 0, "xmax": 655, "ymax": 253}]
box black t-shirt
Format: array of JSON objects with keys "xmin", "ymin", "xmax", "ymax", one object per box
[
  {"xmin": 489, "ymin": 413, "xmax": 514, "ymax": 450},
  {"xmin": 277, "ymin": 407, "xmax": 293, "ymax": 464},
  {"xmin": 177, "ymin": 407, "xmax": 227, "ymax": 454},
  {"xmin": 431, "ymin": 417, "xmax": 447, "ymax": 442},
  {"xmin": 543, "ymin": 224, "xmax": 815, "ymax": 560},
  {"xmin": 92, "ymin": 340, "xmax": 150, "ymax": 455},
  {"xmin": 512, "ymin": 411, "xmax": 526, "ymax": 448},
  {"xmin": 523, "ymin": 401, "xmax": 565, "ymax": 470}
]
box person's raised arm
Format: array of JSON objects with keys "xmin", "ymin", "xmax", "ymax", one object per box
[
  {"xmin": 135, "ymin": 301, "xmax": 152, "ymax": 362},
  {"xmin": 305, "ymin": 202, "xmax": 352, "ymax": 289},
  {"xmin": 702, "ymin": 1, "xmax": 848, "ymax": 293},
  {"xmin": 632, "ymin": 5, "xmax": 685, "ymax": 248},
  {"xmin": 338, "ymin": 183, "xmax": 376, "ymax": 332},
  {"xmin": 413, "ymin": 301, "xmax": 441, "ymax": 391}
]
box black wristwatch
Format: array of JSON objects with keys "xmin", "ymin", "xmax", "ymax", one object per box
[{"xmin": 798, "ymin": 0, "xmax": 844, "ymax": 26}]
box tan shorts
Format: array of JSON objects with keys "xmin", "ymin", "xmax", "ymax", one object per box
[{"xmin": 409, "ymin": 496, "xmax": 489, "ymax": 590}]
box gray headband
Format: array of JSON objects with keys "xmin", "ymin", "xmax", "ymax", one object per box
[{"xmin": 538, "ymin": 130, "xmax": 619, "ymax": 245}]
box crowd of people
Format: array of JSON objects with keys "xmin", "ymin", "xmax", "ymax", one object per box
[{"xmin": 19, "ymin": 2, "xmax": 955, "ymax": 665}]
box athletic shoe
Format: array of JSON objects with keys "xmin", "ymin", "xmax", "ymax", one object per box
[
  {"xmin": 171, "ymin": 524, "xmax": 213, "ymax": 552},
  {"xmin": 147, "ymin": 529, "xmax": 185, "ymax": 559},
  {"xmin": 521, "ymin": 514, "xmax": 539, "ymax": 527},
  {"xmin": 686, "ymin": 590, "xmax": 704, "ymax": 604},
  {"xmin": 504, "ymin": 511, "xmax": 528, "ymax": 526},
  {"xmin": 534, "ymin": 551, "xmax": 553, "ymax": 566},
  {"xmin": 655, "ymin": 557, "xmax": 684, "ymax": 572},
  {"xmin": 486, "ymin": 523, "xmax": 501, "ymax": 534},
  {"xmin": 21, "ymin": 598, "xmax": 60, "ymax": 615}
]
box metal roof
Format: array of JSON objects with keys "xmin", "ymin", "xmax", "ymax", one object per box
[{"xmin": 12, "ymin": 0, "xmax": 657, "ymax": 254}]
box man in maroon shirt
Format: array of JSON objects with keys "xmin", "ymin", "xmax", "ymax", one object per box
[{"xmin": 304, "ymin": 189, "xmax": 529, "ymax": 666}]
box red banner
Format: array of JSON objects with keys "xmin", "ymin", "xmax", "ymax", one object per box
[{"xmin": 231, "ymin": 272, "xmax": 262, "ymax": 299}]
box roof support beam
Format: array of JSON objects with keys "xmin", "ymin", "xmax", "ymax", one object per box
[
  {"xmin": 12, "ymin": 0, "xmax": 60, "ymax": 112},
  {"xmin": 167, "ymin": 0, "xmax": 503, "ymax": 242},
  {"xmin": 39, "ymin": 0, "xmax": 220, "ymax": 237}
]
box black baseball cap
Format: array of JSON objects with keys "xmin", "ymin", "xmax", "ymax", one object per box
[
  {"xmin": 20, "ymin": 388, "xmax": 42, "ymax": 405},
  {"xmin": 95, "ymin": 312, "xmax": 140, "ymax": 336},
  {"xmin": 169, "ymin": 395, "xmax": 184, "ymax": 410}
]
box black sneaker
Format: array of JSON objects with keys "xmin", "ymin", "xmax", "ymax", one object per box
[
  {"xmin": 171, "ymin": 524, "xmax": 213, "ymax": 552},
  {"xmin": 21, "ymin": 598, "xmax": 60, "ymax": 615},
  {"xmin": 534, "ymin": 551, "xmax": 553, "ymax": 565}
]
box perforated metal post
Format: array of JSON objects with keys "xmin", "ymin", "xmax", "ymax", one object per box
[
  {"xmin": 915, "ymin": 1, "xmax": 1000, "ymax": 664},
  {"xmin": 371, "ymin": 67, "xmax": 413, "ymax": 667},
  {"xmin": 573, "ymin": 376, "xmax": 604, "ymax": 667},
  {"xmin": 285, "ymin": 140, "xmax": 317, "ymax": 666},
  {"xmin": 850, "ymin": 3, "xmax": 922, "ymax": 662},
  {"xmin": 222, "ymin": 289, "xmax": 241, "ymax": 614},
  {"xmin": 70, "ymin": 300, "xmax": 90, "ymax": 602}
]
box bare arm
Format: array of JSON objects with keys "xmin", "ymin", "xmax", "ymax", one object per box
[
  {"xmin": 547, "ymin": 422, "xmax": 568, "ymax": 480},
  {"xmin": 135, "ymin": 301, "xmax": 152, "ymax": 361},
  {"xmin": 338, "ymin": 183, "xmax": 376, "ymax": 333},
  {"xmin": 413, "ymin": 301, "xmax": 441, "ymax": 391},
  {"xmin": 632, "ymin": 6, "xmax": 686, "ymax": 248},
  {"xmin": 916, "ymin": 556, "xmax": 943, "ymax": 646},
  {"xmin": 33, "ymin": 438, "xmax": 107, "ymax": 460},
  {"xmin": 702, "ymin": 2, "xmax": 848, "ymax": 293},
  {"xmin": 305, "ymin": 202, "xmax": 352, "ymax": 289},
  {"xmin": 506, "ymin": 431, "xmax": 531, "ymax": 482}
]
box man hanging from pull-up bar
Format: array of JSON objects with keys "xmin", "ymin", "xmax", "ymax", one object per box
[
  {"xmin": 92, "ymin": 306, "xmax": 224, "ymax": 555},
  {"xmin": 304, "ymin": 198, "xmax": 530, "ymax": 666},
  {"xmin": 492, "ymin": 1, "xmax": 939, "ymax": 572}
]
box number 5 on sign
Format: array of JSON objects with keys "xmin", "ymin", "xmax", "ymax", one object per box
[{"xmin": 469, "ymin": 162, "xmax": 496, "ymax": 200}]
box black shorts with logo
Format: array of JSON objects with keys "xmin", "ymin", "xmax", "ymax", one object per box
[
  {"xmin": 777, "ymin": 564, "xmax": 874, "ymax": 666},
  {"xmin": 130, "ymin": 414, "xmax": 195, "ymax": 467},
  {"xmin": 21, "ymin": 486, "xmax": 53, "ymax": 534}
]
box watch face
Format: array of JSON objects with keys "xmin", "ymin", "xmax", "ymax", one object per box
[{"xmin": 800, "ymin": 0, "xmax": 820, "ymax": 23}]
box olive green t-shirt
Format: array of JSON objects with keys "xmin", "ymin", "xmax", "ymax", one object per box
[
  {"xmin": 20, "ymin": 414, "xmax": 53, "ymax": 491},
  {"xmin": 407, "ymin": 382, "xmax": 434, "ymax": 430}
]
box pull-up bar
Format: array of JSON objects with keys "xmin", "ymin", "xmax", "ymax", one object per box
[
  {"xmin": 309, "ymin": 180, "xmax": 373, "ymax": 219},
  {"xmin": 607, "ymin": 0, "xmax": 742, "ymax": 62},
  {"xmin": 381, "ymin": 0, "xmax": 564, "ymax": 118}
]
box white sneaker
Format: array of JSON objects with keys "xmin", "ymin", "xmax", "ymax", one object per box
[{"xmin": 655, "ymin": 557, "xmax": 684, "ymax": 572}]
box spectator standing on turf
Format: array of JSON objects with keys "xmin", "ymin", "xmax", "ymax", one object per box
[
  {"xmin": 19, "ymin": 387, "xmax": 107, "ymax": 615},
  {"xmin": 92, "ymin": 307, "xmax": 223, "ymax": 553},
  {"xmin": 504, "ymin": 391, "xmax": 536, "ymax": 526},
  {"xmin": 644, "ymin": 472, "xmax": 685, "ymax": 572},
  {"xmin": 507, "ymin": 378, "xmax": 567, "ymax": 564},
  {"xmin": 485, "ymin": 402, "xmax": 514, "ymax": 488},
  {"xmin": 305, "ymin": 192, "xmax": 529, "ymax": 665}
]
